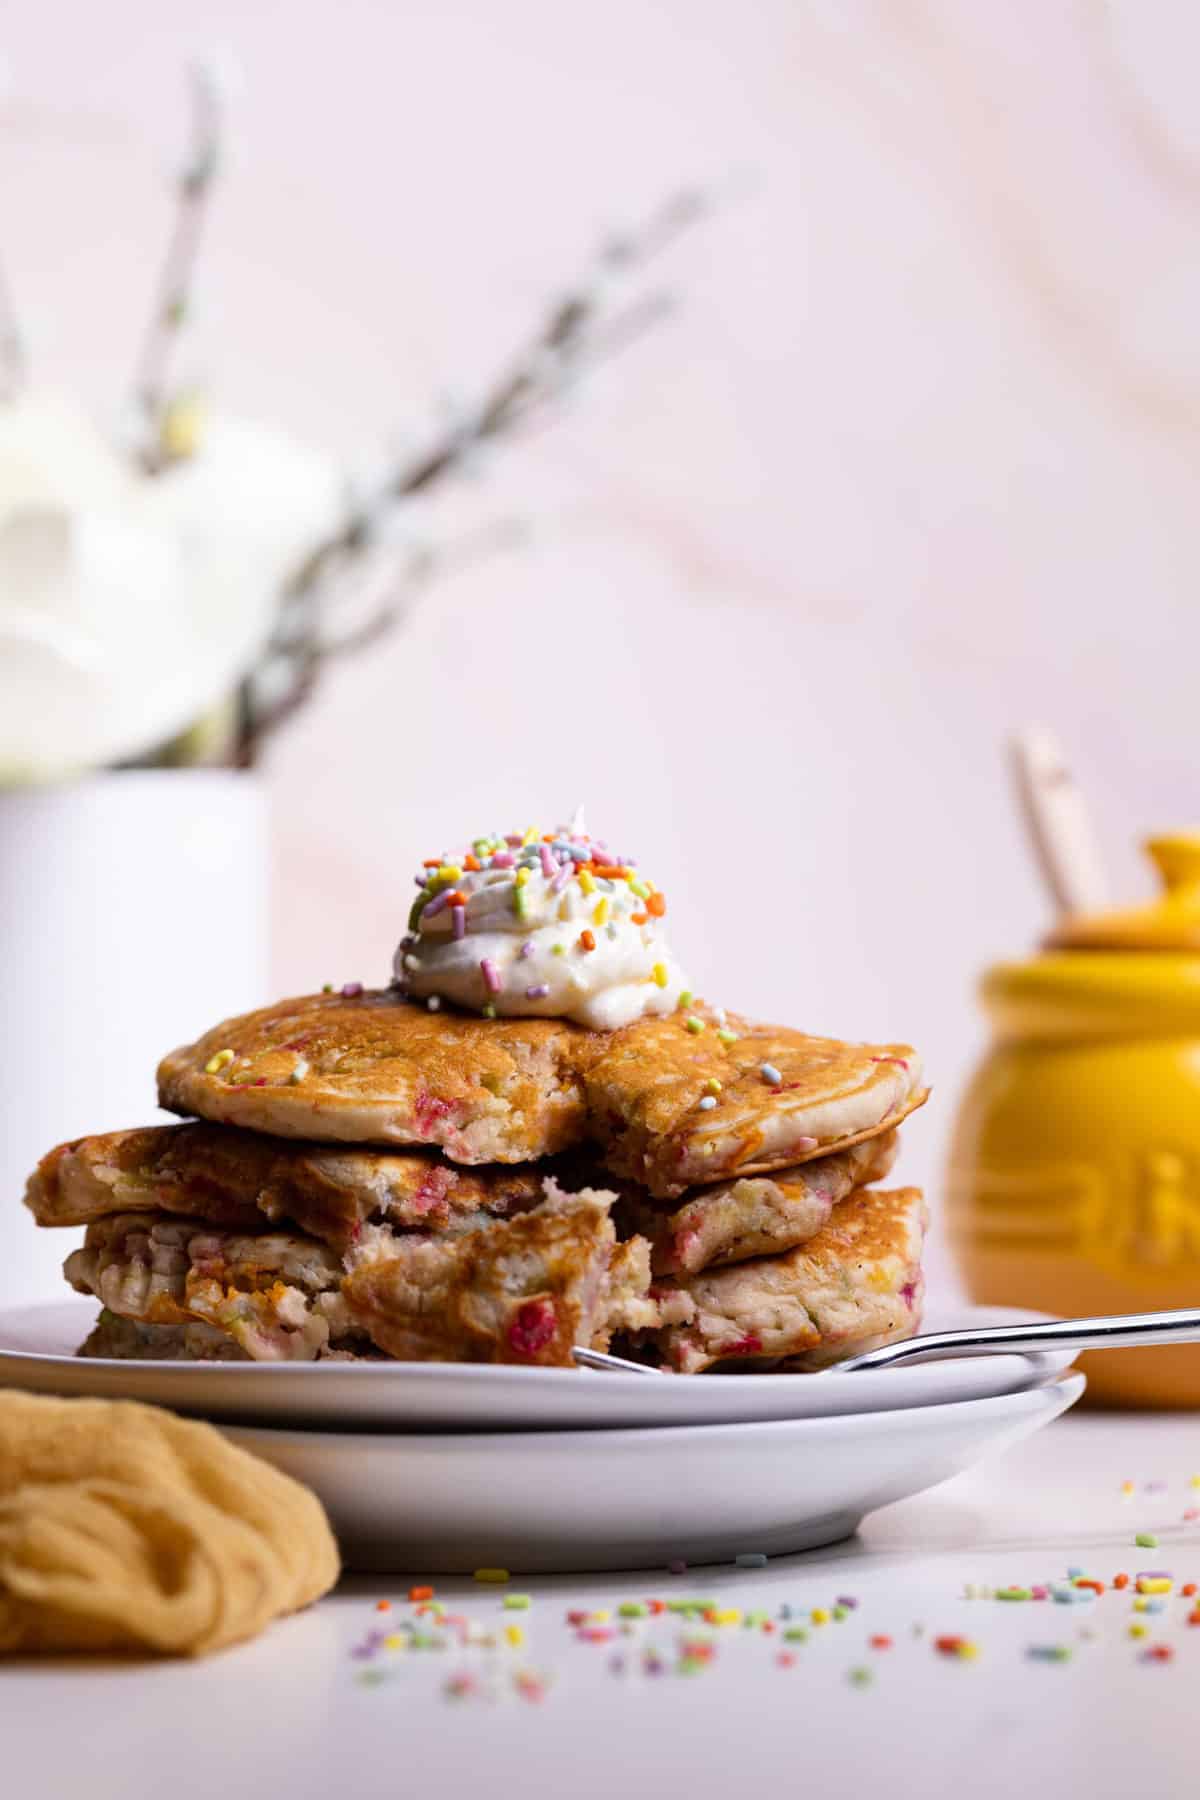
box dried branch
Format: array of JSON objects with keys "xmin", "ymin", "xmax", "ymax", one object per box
[
  {"xmin": 319, "ymin": 519, "xmax": 525, "ymax": 659},
  {"xmin": 128, "ymin": 60, "xmax": 225, "ymax": 471},
  {"xmin": 235, "ymin": 187, "xmax": 712, "ymax": 761},
  {"xmin": 279, "ymin": 187, "xmax": 711, "ymax": 604},
  {"xmin": 237, "ymin": 522, "xmax": 523, "ymax": 762}
]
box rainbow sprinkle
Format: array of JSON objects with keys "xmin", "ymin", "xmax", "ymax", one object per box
[
  {"xmin": 349, "ymin": 1526, "xmax": 1200, "ymax": 1706},
  {"xmin": 400, "ymin": 825, "xmax": 672, "ymax": 1010},
  {"xmin": 350, "ymin": 1477, "xmax": 1200, "ymax": 1711},
  {"xmin": 480, "ymin": 958, "xmax": 502, "ymax": 996}
]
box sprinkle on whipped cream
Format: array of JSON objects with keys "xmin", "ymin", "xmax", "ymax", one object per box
[{"xmin": 393, "ymin": 825, "xmax": 691, "ymax": 1030}]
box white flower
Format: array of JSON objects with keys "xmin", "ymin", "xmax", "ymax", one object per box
[{"xmin": 0, "ymin": 390, "xmax": 341, "ymax": 778}]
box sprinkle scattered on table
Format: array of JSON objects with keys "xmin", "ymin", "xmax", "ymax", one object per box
[{"xmin": 346, "ymin": 1476, "xmax": 1200, "ymax": 1703}]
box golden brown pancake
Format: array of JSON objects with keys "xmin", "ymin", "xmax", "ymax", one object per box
[
  {"xmin": 158, "ymin": 990, "xmax": 595, "ymax": 1162},
  {"xmin": 156, "ymin": 993, "xmax": 925, "ymax": 1194},
  {"xmin": 652, "ymin": 1186, "xmax": 927, "ymax": 1373},
  {"xmin": 617, "ymin": 1131, "xmax": 899, "ymax": 1275},
  {"xmin": 27, "ymin": 1124, "xmax": 548, "ymax": 1252},
  {"xmin": 584, "ymin": 1007, "xmax": 926, "ymax": 1196}
]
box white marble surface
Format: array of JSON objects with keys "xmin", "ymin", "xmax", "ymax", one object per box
[{"xmin": 7, "ymin": 1404, "xmax": 1200, "ymax": 1799}]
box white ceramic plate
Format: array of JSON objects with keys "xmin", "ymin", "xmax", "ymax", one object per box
[
  {"xmin": 0, "ymin": 1299, "xmax": 1076, "ymax": 1431},
  {"xmin": 224, "ymin": 1373, "xmax": 1086, "ymax": 1572}
]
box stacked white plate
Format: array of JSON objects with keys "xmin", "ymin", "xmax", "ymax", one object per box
[{"xmin": 0, "ymin": 1298, "xmax": 1084, "ymax": 1573}]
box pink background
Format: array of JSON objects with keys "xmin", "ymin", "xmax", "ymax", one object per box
[{"xmin": 7, "ymin": 2, "xmax": 1200, "ymax": 1287}]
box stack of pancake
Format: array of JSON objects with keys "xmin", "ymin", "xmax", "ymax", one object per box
[{"xmin": 25, "ymin": 990, "xmax": 929, "ymax": 1373}]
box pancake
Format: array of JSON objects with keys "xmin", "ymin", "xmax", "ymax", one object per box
[
  {"xmin": 28, "ymin": 1128, "xmax": 266, "ymax": 1234},
  {"xmin": 27, "ymin": 1123, "xmax": 548, "ymax": 1252},
  {"xmin": 651, "ymin": 1186, "xmax": 927, "ymax": 1373},
  {"xmin": 27, "ymin": 1122, "xmax": 898, "ymax": 1282},
  {"xmin": 65, "ymin": 1214, "xmax": 353, "ymax": 1361},
  {"xmin": 583, "ymin": 1007, "xmax": 926, "ymax": 1197},
  {"xmin": 617, "ymin": 1130, "xmax": 899, "ymax": 1276},
  {"xmin": 157, "ymin": 990, "xmax": 594, "ymax": 1162},
  {"xmin": 156, "ymin": 994, "xmax": 925, "ymax": 1198},
  {"xmin": 63, "ymin": 1185, "xmax": 670, "ymax": 1367},
  {"xmin": 341, "ymin": 1182, "xmax": 666, "ymax": 1364},
  {"xmin": 78, "ymin": 1313, "xmax": 279, "ymax": 1363}
]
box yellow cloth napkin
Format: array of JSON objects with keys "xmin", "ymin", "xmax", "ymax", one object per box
[{"xmin": 0, "ymin": 1390, "xmax": 339, "ymax": 1656}]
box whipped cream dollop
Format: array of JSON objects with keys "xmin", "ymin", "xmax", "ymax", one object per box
[{"xmin": 393, "ymin": 825, "xmax": 691, "ymax": 1030}]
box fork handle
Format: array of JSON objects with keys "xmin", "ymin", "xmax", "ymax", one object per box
[{"xmin": 837, "ymin": 1307, "xmax": 1200, "ymax": 1372}]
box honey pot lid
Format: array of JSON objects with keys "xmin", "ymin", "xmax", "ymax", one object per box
[{"xmin": 1044, "ymin": 834, "xmax": 1200, "ymax": 952}]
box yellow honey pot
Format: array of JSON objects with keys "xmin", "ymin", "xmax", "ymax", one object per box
[{"xmin": 948, "ymin": 834, "xmax": 1200, "ymax": 1407}]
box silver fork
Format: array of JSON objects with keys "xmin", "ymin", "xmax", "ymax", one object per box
[{"xmin": 573, "ymin": 1306, "xmax": 1200, "ymax": 1376}]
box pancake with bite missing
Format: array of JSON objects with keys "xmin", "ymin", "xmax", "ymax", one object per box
[
  {"xmin": 616, "ymin": 1130, "xmax": 899, "ymax": 1276},
  {"xmin": 64, "ymin": 1185, "xmax": 672, "ymax": 1367},
  {"xmin": 343, "ymin": 1182, "xmax": 632, "ymax": 1365},
  {"xmin": 583, "ymin": 1007, "xmax": 926, "ymax": 1197},
  {"xmin": 651, "ymin": 1185, "xmax": 927, "ymax": 1373},
  {"xmin": 27, "ymin": 1123, "xmax": 547, "ymax": 1252},
  {"xmin": 158, "ymin": 990, "xmax": 595, "ymax": 1163}
]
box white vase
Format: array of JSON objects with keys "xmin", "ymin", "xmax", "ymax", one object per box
[{"xmin": 0, "ymin": 771, "xmax": 268, "ymax": 1308}]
